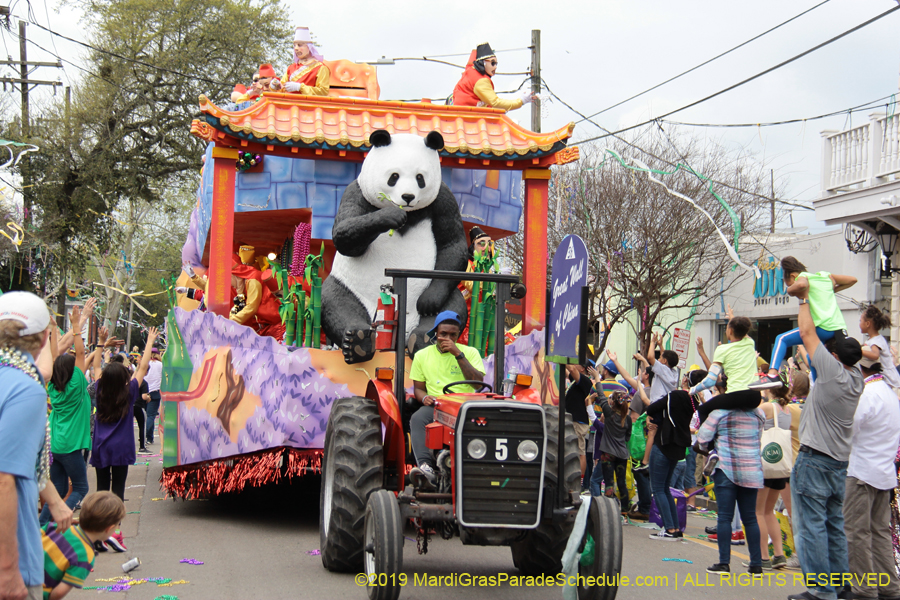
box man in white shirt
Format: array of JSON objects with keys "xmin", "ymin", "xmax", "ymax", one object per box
[
  {"xmin": 843, "ymin": 356, "xmax": 900, "ymax": 600},
  {"xmin": 144, "ymin": 349, "xmax": 163, "ymax": 445}
]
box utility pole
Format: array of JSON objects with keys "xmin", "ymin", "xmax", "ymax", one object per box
[
  {"xmin": 530, "ymin": 29, "xmax": 541, "ymax": 133},
  {"xmin": 0, "ymin": 21, "xmax": 63, "ymax": 222},
  {"xmin": 770, "ymin": 169, "xmax": 776, "ymax": 233}
]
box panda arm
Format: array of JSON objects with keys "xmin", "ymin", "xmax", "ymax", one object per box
[
  {"xmin": 332, "ymin": 181, "xmax": 407, "ymax": 257},
  {"xmin": 416, "ymin": 183, "xmax": 468, "ymax": 315}
]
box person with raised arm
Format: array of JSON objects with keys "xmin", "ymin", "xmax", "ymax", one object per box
[
  {"xmin": 38, "ymin": 300, "xmax": 97, "ymax": 526},
  {"xmin": 91, "ymin": 328, "xmax": 159, "ymax": 504},
  {"xmin": 452, "ymin": 43, "xmax": 534, "ymax": 111},
  {"xmin": 785, "ymin": 282, "xmax": 863, "ymax": 600}
]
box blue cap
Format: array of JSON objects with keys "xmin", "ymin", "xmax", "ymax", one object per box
[
  {"xmin": 585, "ymin": 359, "xmax": 596, "ymax": 369},
  {"xmin": 602, "ymin": 360, "xmax": 619, "ymax": 376},
  {"xmin": 427, "ymin": 311, "xmax": 462, "ymax": 338}
]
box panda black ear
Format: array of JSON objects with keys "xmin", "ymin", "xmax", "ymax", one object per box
[
  {"xmin": 370, "ymin": 130, "xmax": 392, "ymax": 148},
  {"xmin": 424, "ymin": 131, "xmax": 444, "ymax": 151}
]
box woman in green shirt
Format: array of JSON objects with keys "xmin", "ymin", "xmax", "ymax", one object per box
[
  {"xmin": 751, "ymin": 256, "xmax": 856, "ymax": 389},
  {"xmin": 38, "ymin": 300, "xmax": 95, "ymax": 526}
]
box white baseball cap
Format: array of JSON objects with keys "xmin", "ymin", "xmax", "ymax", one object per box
[{"xmin": 0, "ymin": 291, "xmax": 51, "ymax": 336}]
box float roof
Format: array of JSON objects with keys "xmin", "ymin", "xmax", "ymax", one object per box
[{"xmin": 191, "ymin": 93, "xmax": 577, "ymax": 170}]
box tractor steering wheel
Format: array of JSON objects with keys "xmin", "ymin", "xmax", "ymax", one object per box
[{"xmin": 442, "ymin": 380, "xmax": 493, "ymax": 395}]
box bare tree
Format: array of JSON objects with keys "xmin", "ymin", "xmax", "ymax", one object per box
[{"xmin": 506, "ymin": 128, "xmax": 783, "ymax": 357}]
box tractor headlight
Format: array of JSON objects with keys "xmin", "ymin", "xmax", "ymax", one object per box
[
  {"xmin": 467, "ymin": 439, "xmax": 487, "ymax": 459},
  {"xmin": 517, "ymin": 440, "xmax": 540, "ymax": 462}
]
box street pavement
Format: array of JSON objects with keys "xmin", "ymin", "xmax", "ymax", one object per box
[{"xmin": 80, "ymin": 441, "xmax": 809, "ymax": 600}]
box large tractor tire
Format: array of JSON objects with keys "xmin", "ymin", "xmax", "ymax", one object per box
[
  {"xmin": 510, "ymin": 406, "xmax": 581, "ymax": 575},
  {"xmin": 363, "ymin": 490, "xmax": 404, "ymax": 600},
  {"xmin": 577, "ymin": 495, "xmax": 623, "ymax": 600},
  {"xmin": 320, "ymin": 396, "xmax": 384, "ymax": 572}
]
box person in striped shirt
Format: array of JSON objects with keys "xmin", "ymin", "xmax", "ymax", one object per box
[{"xmin": 42, "ymin": 492, "xmax": 124, "ymax": 599}]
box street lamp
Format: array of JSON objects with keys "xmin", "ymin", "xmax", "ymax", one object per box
[{"xmin": 876, "ymin": 223, "xmax": 900, "ymax": 273}]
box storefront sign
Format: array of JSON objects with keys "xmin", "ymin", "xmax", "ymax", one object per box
[{"xmin": 754, "ymin": 256, "xmax": 788, "ymax": 305}]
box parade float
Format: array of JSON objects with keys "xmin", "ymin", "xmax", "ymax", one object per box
[{"xmin": 159, "ymin": 54, "xmax": 580, "ymax": 499}]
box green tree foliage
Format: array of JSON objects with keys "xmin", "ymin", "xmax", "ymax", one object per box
[{"xmin": 13, "ymin": 0, "xmax": 289, "ymax": 324}]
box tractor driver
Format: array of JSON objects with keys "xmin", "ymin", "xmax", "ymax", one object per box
[{"xmin": 409, "ymin": 311, "xmax": 485, "ymax": 485}]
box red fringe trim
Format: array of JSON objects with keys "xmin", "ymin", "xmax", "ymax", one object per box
[{"xmin": 160, "ymin": 447, "xmax": 323, "ymax": 499}]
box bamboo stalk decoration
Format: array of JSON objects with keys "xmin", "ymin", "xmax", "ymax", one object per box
[
  {"xmin": 295, "ymin": 284, "xmax": 304, "ymax": 347},
  {"xmin": 303, "ymin": 243, "xmax": 325, "ymax": 348},
  {"xmin": 483, "ymin": 284, "xmax": 496, "ymax": 356},
  {"xmin": 469, "ymin": 280, "xmax": 482, "ymax": 350}
]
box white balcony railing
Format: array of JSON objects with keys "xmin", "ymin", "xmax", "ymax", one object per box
[{"xmin": 822, "ymin": 112, "xmax": 900, "ymax": 196}]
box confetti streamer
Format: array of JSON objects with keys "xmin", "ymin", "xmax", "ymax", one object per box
[
  {"xmin": 179, "ymin": 558, "xmax": 204, "ymax": 565},
  {"xmin": 662, "ymin": 558, "xmax": 693, "ymax": 563}
]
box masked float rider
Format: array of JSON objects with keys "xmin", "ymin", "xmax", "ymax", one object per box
[{"xmin": 457, "ymin": 227, "xmax": 497, "ymax": 345}]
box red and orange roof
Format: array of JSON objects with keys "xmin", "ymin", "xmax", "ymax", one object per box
[{"xmin": 192, "ymin": 92, "xmax": 575, "ymax": 165}]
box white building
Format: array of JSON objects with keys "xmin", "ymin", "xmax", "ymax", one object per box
[{"xmin": 813, "ymin": 111, "xmax": 900, "ymax": 341}]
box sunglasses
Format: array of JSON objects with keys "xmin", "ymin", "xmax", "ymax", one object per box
[{"xmin": 252, "ymin": 77, "xmax": 260, "ymax": 83}]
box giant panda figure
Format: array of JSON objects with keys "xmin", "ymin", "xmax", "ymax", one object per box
[{"xmin": 322, "ymin": 129, "xmax": 468, "ymax": 364}]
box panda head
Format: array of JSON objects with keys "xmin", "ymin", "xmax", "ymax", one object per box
[{"xmin": 359, "ymin": 130, "xmax": 444, "ymax": 212}]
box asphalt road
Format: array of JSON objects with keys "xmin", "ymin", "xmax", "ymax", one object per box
[{"xmin": 81, "ymin": 442, "xmax": 809, "ymax": 600}]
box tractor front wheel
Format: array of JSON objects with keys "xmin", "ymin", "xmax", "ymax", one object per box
[
  {"xmin": 577, "ymin": 495, "xmax": 623, "ymax": 600},
  {"xmin": 320, "ymin": 396, "xmax": 384, "ymax": 572},
  {"xmin": 363, "ymin": 490, "xmax": 404, "ymax": 600},
  {"xmin": 510, "ymin": 406, "xmax": 581, "ymax": 574}
]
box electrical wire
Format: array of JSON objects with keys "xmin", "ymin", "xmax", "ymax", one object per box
[
  {"xmin": 661, "ymin": 93, "xmax": 898, "ymax": 128},
  {"xmin": 421, "ymin": 47, "xmax": 529, "ymax": 59},
  {"xmin": 540, "ymin": 77, "xmax": 815, "ymax": 212},
  {"xmin": 575, "ymin": 4, "xmax": 900, "ymax": 144},
  {"xmin": 577, "ymin": 0, "xmax": 833, "ymax": 123},
  {"xmin": 27, "ymin": 20, "xmax": 233, "ymax": 86},
  {"xmin": 39, "ymin": 0, "xmax": 67, "ymax": 86}
]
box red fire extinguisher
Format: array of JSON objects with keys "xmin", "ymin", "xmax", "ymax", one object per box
[{"xmin": 374, "ymin": 285, "xmax": 396, "ymax": 351}]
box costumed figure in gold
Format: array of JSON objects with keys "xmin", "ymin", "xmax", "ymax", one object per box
[{"xmin": 270, "ymin": 27, "xmax": 330, "ymax": 96}]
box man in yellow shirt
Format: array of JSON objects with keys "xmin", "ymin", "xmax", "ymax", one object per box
[{"xmin": 409, "ymin": 311, "xmax": 485, "ymax": 485}]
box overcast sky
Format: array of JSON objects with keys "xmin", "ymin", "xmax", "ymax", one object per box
[{"xmin": 5, "ymin": 0, "xmax": 899, "ymax": 233}]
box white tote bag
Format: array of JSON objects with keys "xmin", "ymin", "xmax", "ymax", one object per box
[{"xmin": 760, "ymin": 409, "xmax": 793, "ymax": 479}]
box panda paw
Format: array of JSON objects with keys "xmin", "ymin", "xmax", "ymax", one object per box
[
  {"xmin": 378, "ymin": 205, "xmax": 408, "ymax": 231},
  {"xmin": 341, "ymin": 328, "xmax": 376, "ymax": 364}
]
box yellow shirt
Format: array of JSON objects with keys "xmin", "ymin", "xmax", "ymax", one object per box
[
  {"xmin": 410, "ymin": 344, "xmax": 486, "ymax": 397},
  {"xmin": 473, "ymin": 78, "xmax": 523, "ymax": 111}
]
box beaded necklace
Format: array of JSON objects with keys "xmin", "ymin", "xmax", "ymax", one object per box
[
  {"xmin": 0, "ymin": 346, "xmax": 51, "ymax": 490},
  {"xmin": 864, "ymin": 373, "xmax": 884, "ymax": 386}
]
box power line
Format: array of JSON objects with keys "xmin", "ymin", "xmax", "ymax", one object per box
[
  {"xmin": 540, "ymin": 78, "xmax": 815, "ymax": 211},
  {"xmin": 661, "ymin": 93, "xmax": 898, "ymax": 128},
  {"xmin": 575, "ymin": 4, "xmax": 900, "ymax": 145},
  {"xmin": 578, "ymin": 0, "xmax": 833, "ymax": 123},
  {"xmin": 26, "ymin": 19, "xmax": 232, "ymax": 87}
]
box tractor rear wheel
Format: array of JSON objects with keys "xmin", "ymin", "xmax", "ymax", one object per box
[
  {"xmin": 577, "ymin": 495, "xmax": 623, "ymax": 600},
  {"xmin": 320, "ymin": 396, "xmax": 384, "ymax": 572},
  {"xmin": 363, "ymin": 490, "xmax": 404, "ymax": 600},
  {"xmin": 510, "ymin": 406, "xmax": 581, "ymax": 575}
]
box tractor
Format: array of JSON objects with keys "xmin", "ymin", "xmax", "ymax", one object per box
[{"xmin": 319, "ymin": 268, "xmax": 623, "ymax": 600}]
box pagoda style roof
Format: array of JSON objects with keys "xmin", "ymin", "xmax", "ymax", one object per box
[{"xmin": 192, "ymin": 93, "xmax": 575, "ymax": 167}]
